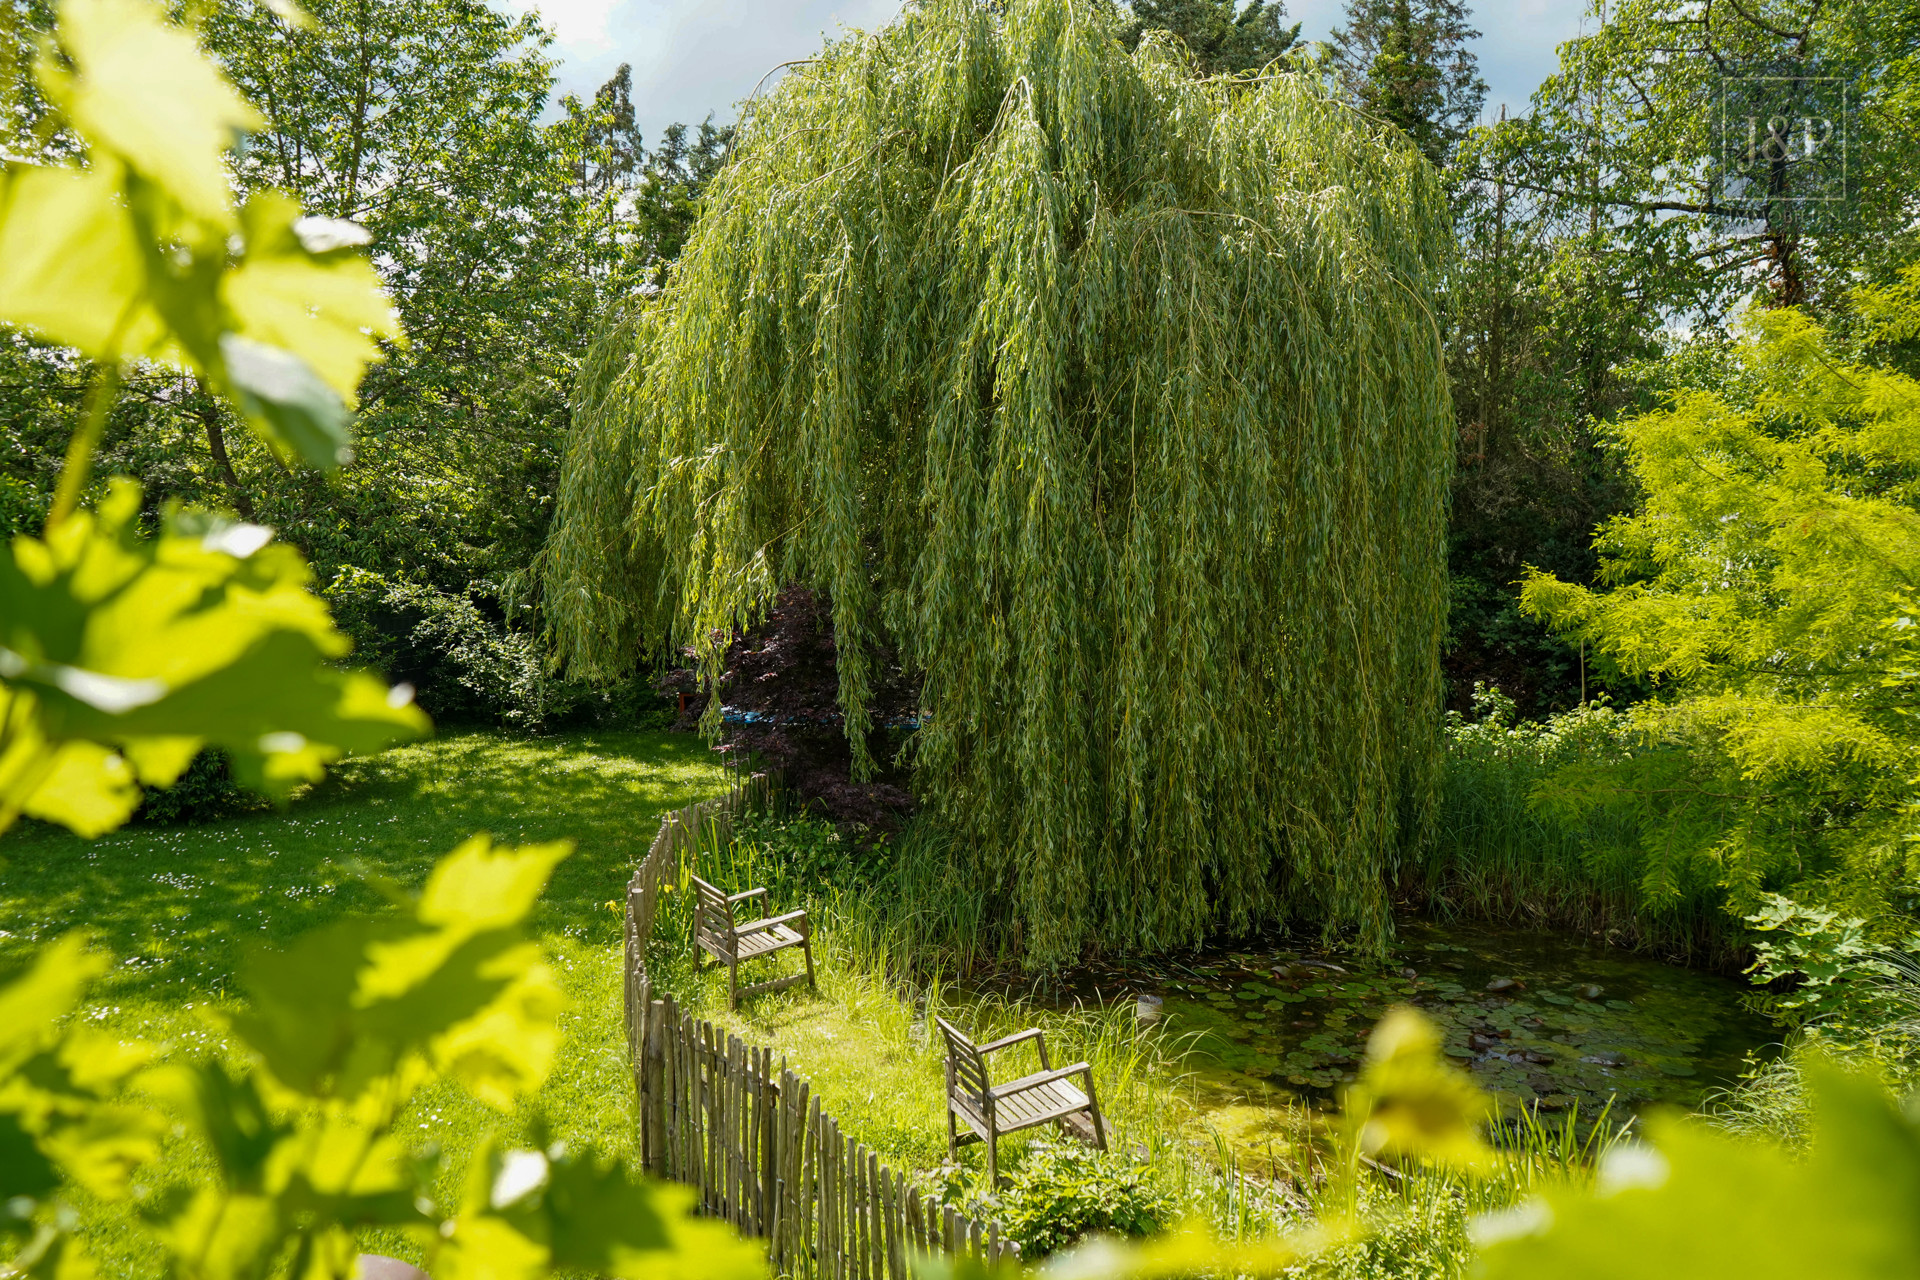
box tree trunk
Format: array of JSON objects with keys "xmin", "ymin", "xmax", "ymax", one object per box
[{"xmin": 199, "ymin": 394, "xmax": 256, "ymax": 519}]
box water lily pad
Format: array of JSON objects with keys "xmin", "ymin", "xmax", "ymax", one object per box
[{"xmin": 1114, "ymin": 915, "xmax": 1774, "ymax": 1150}]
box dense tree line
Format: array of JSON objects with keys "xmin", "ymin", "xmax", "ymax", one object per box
[{"xmin": 1397, "ymin": 0, "xmax": 1920, "ymax": 713}]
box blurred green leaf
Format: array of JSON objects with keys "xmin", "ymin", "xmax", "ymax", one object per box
[
  {"xmin": 142, "ymin": 1185, "xmax": 282, "ymax": 1280},
  {"xmin": 0, "ymin": 938, "xmax": 165, "ymax": 1210},
  {"xmin": 0, "ymin": 164, "xmax": 171, "ymax": 363},
  {"xmin": 225, "ymin": 191, "xmax": 399, "ymax": 404},
  {"xmin": 444, "ymin": 1143, "xmax": 765, "ymax": 1280},
  {"xmin": 1475, "ymin": 1067, "xmax": 1920, "ymax": 1279},
  {"xmin": 0, "ymin": 935, "xmax": 106, "ymax": 1067},
  {"xmin": 218, "ymin": 334, "xmax": 352, "ymax": 469},
  {"xmin": 0, "ymin": 480, "xmax": 428, "ymax": 836},
  {"xmin": 138, "ymin": 1062, "xmax": 289, "ymax": 1194},
  {"xmin": 39, "ymin": 0, "xmax": 261, "ymax": 225},
  {"xmin": 0, "ymin": 1111, "xmax": 57, "ymax": 1202},
  {"xmin": 1345, "ymin": 1005, "xmax": 1494, "ymax": 1171},
  {"xmin": 228, "ymin": 837, "xmax": 568, "ymax": 1104}
]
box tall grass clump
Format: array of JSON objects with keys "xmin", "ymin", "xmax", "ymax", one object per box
[
  {"xmin": 1410, "ymin": 685, "xmax": 1739, "ymax": 964},
  {"xmin": 541, "ymin": 0, "xmax": 1456, "ymax": 968}
]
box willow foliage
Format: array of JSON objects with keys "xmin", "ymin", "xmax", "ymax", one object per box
[{"xmin": 542, "ymin": 0, "xmax": 1453, "ymax": 966}]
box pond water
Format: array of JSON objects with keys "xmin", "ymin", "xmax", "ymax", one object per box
[{"xmin": 1012, "ymin": 917, "xmax": 1779, "ymax": 1130}]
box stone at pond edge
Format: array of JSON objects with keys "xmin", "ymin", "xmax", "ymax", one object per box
[{"xmin": 1486, "ymin": 977, "xmax": 1519, "ymax": 992}]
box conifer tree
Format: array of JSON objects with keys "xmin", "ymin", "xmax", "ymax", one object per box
[
  {"xmin": 1121, "ymin": 0, "xmax": 1301, "ymax": 75},
  {"xmin": 1330, "ymin": 0, "xmax": 1485, "ymax": 164}
]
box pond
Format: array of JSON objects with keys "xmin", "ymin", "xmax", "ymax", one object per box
[{"xmin": 1010, "ymin": 916, "xmax": 1779, "ymax": 1148}]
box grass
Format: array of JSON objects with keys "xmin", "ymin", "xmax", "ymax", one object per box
[
  {"xmin": 0, "ymin": 728, "xmax": 733, "ymax": 1273},
  {"xmin": 0, "ymin": 727, "xmax": 1669, "ymax": 1278}
]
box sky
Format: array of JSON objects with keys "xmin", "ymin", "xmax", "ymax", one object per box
[{"xmin": 497, "ymin": 0, "xmax": 1599, "ymax": 146}]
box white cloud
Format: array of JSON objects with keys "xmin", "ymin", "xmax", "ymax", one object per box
[
  {"xmin": 511, "ymin": 0, "xmax": 621, "ymax": 49},
  {"xmin": 499, "ymin": 0, "xmax": 902, "ymax": 137}
]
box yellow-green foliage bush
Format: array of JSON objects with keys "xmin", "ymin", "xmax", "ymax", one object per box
[{"xmin": 1522, "ymin": 277, "xmax": 1920, "ymax": 936}]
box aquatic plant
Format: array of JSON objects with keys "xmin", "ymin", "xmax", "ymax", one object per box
[
  {"xmin": 1416, "ymin": 684, "xmax": 1740, "ymax": 964},
  {"xmin": 540, "ymin": 0, "xmax": 1455, "ymax": 967}
]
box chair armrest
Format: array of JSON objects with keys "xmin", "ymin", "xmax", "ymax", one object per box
[
  {"xmin": 735, "ymin": 909, "xmax": 808, "ymax": 936},
  {"xmin": 990, "ymin": 1062, "xmax": 1093, "ymax": 1099},
  {"xmin": 726, "ymin": 887, "xmax": 768, "ymax": 905},
  {"xmin": 978, "ymin": 1027, "xmax": 1044, "ymax": 1056}
]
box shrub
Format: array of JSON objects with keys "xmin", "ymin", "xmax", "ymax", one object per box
[
  {"xmin": 1745, "ymin": 893, "xmax": 1920, "ymax": 1031},
  {"xmin": 132, "ymin": 747, "xmax": 266, "ymax": 824},
  {"xmin": 967, "ymin": 1140, "xmax": 1175, "ymax": 1259},
  {"xmin": 325, "ymin": 567, "xmax": 549, "ymax": 726},
  {"xmin": 325, "ymin": 567, "xmax": 675, "ymax": 732},
  {"xmin": 1413, "ymin": 683, "xmax": 1741, "ymax": 963},
  {"xmin": 723, "ymin": 813, "xmax": 891, "ymax": 896}
]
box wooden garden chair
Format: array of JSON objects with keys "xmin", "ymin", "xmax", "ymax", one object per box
[
  {"xmin": 690, "ymin": 875, "xmax": 816, "ymax": 1009},
  {"xmin": 934, "ymin": 1016, "xmax": 1107, "ymax": 1184}
]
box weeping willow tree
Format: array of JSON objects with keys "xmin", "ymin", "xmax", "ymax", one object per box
[{"xmin": 541, "ymin": 0, "xmax": 1454, "ymax": 967}]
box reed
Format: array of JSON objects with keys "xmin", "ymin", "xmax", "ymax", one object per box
[{"xmin": 1406, "ymin": 688, "xmax": 1742, "ymax": 967}]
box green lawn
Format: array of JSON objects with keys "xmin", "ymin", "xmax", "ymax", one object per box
[{"xmin": 0, "ymin": 729, "xmax": 732, "ymax": 1270}]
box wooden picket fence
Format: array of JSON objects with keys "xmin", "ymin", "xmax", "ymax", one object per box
[{"xmin": 621, "ymin": 777, "xmax": 1017, "ymax": 1276}]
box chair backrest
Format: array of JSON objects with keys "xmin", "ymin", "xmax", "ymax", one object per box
[
  {"xmin": 689, "ymin": 876, "xmax": 736, "ymax": 949},
  {"xmin": 934, "ymin": 1016, "xmax": 993, "ymax": 1107}
]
